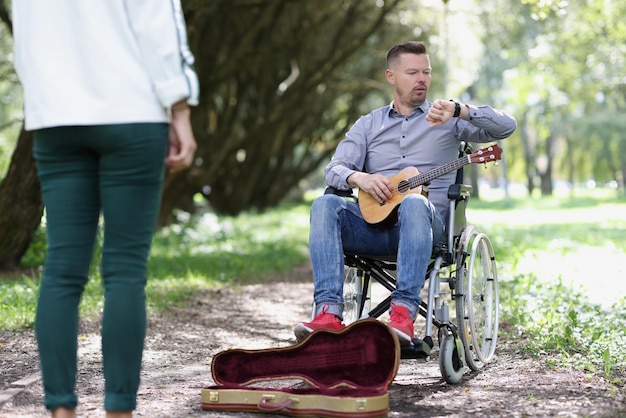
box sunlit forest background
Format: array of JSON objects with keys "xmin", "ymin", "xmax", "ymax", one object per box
[
  {"xmin": 1, "ymin": 0, "xmax": 625, "ymax": 268},
  {"xmin": 1, "ymin": 0, "xmax": 625, "ymax": 386}
]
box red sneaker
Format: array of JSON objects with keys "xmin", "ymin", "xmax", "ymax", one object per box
[
  {"xmin": 294, "ymin": 305, "xmax": 345, "ymax": 341},
  {"xmin": 389, "ymin": 303, "xmax": 414, "ymax": 345}
]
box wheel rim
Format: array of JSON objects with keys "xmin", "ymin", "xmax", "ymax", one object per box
[
  {"xmin": 342, "ymin": 266, "xmax": 361, "ymax": 325},
  {"xmin": 456, "ymin": 227, "xmax": 499, "ymax": 370},
  {"xmin": 467, "ymin": 232, "xmax": 499, "ymax": 364}
]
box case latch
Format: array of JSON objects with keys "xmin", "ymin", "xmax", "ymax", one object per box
[{"xmin": 356, "ymin": 399, "xmax": 367, "ymax": 410}]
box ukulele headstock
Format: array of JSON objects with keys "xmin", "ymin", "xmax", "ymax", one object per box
[{"xmin": 468, "ymin": 144, "xmax": 502, "ymax": 166}]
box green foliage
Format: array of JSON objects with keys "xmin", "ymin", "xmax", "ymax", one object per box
[
  {"xmin": 0, "ymin": 203, "xmax": 311, "ymax": 330},
  {"xmin": 0, "ymin": 276, "xmax": 38, "ymax": 330},
  {"xmin": 500, "ymin": 274, "xmax": 626, "ymax": 382},
  {"xmin": 167, "ymin": 0, "xmax": 417, "ymax": 215},
  {"xmin": 0, "ymin": 21, "xmax": 24, "ymax": 179},
  {"xmin": 148, "ymin": 204, "xmax": 310, "ymax": 283},
  {"xmin": 145, "ymin": 204, "xmax": 310, "ymax": 311},
  {"xmin": 19, "ymin": 225, "xmax": 47, "ymax": 268},
  {"xmin": 472, "ymin": 194, "xmax": 626, "ymax": 381},
  {"xmin": 476, "ymin": 0, "xmax": 626, "ymax": 193},
  {"xmin": 2, "ymin": 194, "xmax": 625, "ymax": 385}
]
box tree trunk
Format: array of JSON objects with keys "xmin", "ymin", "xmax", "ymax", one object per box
[
  {"xmin": 156, "ymin": 0, "xmax": 404, "ymax": 222},
  {"xmin": 0, "ymin": 126, "xmax": 43, "ymax": 271},
  {"xmin": 539, "ymin": 167, "xmax": 553, "ymax": 196},
  {"xmin": 518, "ymin": 111, "xmax": 536, "ymax": 196},
  {"xmin": 538, "ymin": 133, "xmax": 554, "ymax": 196}
]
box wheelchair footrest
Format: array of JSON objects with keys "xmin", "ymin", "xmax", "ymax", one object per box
[{"xmin": 400, "ymin": 337, "xmax": 432, "ymax": 360}]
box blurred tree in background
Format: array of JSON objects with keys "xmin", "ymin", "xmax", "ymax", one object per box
[
  {"xmin": 1, "ymin": 0, "xmax": 625, "ymax": 270},
  {"xmin": 161, "ymin": 0, "xmax": 416, "ymax": 223},
  {"xmin": 474, "ymin": 0, "xmax": 626, "ymax": 195},
  {"xmin": 0, "ymin": 0, "xmax": 434, "ymax": 268},
  {"xmin": 0, "ymin": 2, "xmax": 42, "ymax": 270}
]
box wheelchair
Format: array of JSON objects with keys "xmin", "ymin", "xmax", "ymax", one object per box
[{"xmin": 322, "ymin": 144, "xmax": 500, "ymax": 384}]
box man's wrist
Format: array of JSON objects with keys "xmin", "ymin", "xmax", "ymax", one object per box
[
  {"xmin": 449, "ymin": 99, "xmax": 461, "ymax": 117},
  {"xmin": 462, "ymin": 103, "xmax": 471, "ymax": 119},
  {"xmin": 347, "ymin": 172, "xmax": 360, "ymax": 188}
]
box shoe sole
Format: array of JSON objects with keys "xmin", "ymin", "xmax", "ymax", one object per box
[
  {"xmin": 293, "ymin": 324, "xmax": 313, "ymax": 341},
  {"xmin": 392, "ymin": 328, "xmax": 413, "ymax": 345},
  {"xmin": 294, "ymin": 324, "xmax": 348, "ymax": 342}
]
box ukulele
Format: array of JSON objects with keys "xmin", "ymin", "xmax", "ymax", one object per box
[{"xmin": 358, "ymin": 144, "xmax": 502, "ymax": 225}]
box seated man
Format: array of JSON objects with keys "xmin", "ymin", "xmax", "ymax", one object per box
[{"xmin": 294, "ymin": 41, "xmax": 516, "ymax": 344}]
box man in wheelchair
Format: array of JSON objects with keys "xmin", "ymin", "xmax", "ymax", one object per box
[{"xmin": 294, "ymin": 41, "xmax": 516, "ymax": 345}]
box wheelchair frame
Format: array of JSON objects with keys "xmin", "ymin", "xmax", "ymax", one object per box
[{"xmin": 330, "ymin": 146, "xmax": 500, "ymax": 384}]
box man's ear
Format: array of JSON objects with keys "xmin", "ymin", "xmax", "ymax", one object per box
[{"xmin": 385, "ymin": 68, "xmax": 394, "ymax": 85}]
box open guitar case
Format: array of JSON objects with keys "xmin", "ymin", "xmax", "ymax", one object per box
[{"xmin": 201, "ymin": 319, "xmax": 400, "ymax": 417}]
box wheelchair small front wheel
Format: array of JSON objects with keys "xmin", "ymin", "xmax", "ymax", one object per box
[{"xmin": 438, "ymin": 332, "xmax": 465, "ymax": 384}]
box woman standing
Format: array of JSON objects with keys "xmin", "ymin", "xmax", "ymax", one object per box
[{"xmin": 11, "ymin": 1, "xmax": 199, "ymax": 417}]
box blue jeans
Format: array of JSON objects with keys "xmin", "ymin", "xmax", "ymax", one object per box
[{"xmin": 309, "ymin": 193, "xmax": 445, "ymax": 320}]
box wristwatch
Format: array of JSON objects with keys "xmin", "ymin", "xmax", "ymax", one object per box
[{"xmin": 449, "ymin": 100, "xmax": 461, "ymax": 117}]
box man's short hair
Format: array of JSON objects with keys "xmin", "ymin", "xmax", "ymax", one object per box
[{"xmin": 386, "ymin": 41, "xmax": 427, "ymax": 68}]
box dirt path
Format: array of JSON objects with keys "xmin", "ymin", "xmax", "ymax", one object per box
[{"xmin": 1, "ymin": 274, "xmax": 625, "ymax": 418}]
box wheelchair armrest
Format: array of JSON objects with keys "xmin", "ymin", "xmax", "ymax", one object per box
[
  {"xmin": 324, "ymin": 186, "xmax": 356, "ymax": 199},
  {"xmin": 447, "ymin": 184, "xmax": 472, "ymax": 202},
  {"xmin": 447, "ymin": 184, "xmax": 472, "ymax": 247}
]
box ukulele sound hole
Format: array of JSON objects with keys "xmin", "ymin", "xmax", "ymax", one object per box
[{"xmin": 398, "ymin": 179, "xmax": 410, "ymax": 194}]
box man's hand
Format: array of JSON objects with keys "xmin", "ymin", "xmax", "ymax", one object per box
[
  {"xmin": 165, "ymin": 100, "xmax": 197, "ymax": 173},
  {"xmin": 425, "ymin": 99, "xmax": 456, "ymax": 128},
  {"xmin": 348, "ymin": 172, "xmax": 392, "ymax": 205}
]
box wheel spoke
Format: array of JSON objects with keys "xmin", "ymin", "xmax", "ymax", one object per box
[
  {"xmin": 342, "ymin": 267, "xmax": 361, "ymax": 325},
  {"xmin": 455, "ymin": 226, "xmax": 499, "ymax": 370}
]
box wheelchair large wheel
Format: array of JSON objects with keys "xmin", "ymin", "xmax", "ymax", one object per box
[
  {"xmin": 455, "ymin": 225, "xmax": 499, "ymax": 371},
  {"xmin": 438, "ymin": 330, "xmax": 465, "ymax": 384},
  {"xmin": 343, "ymin": 266, "xmax": 369, "ymax": 325}
]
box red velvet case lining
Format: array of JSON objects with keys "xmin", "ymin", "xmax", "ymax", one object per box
[{"xmin": 211, "ymin": 319, "xmax": 400, "ymax": 394}]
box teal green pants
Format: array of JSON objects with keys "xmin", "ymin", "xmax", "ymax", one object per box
[{"xmin": 33, "ymin": 123, "xmax": 168, "ymax": 412}]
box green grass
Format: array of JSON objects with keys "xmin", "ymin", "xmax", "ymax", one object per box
[
  {"xmin": 500, "ymin": 272, "xmax": 626, "ymax": 383},
  {"xmin": 1, "ymin": 192, "xmax": 625, "ymax": 383},
  {"xmin": 468, "ymin": 192, "xmax": 626, "ymax": 383},
  {"xmin": 145, "ymin": 204, "xmax": 310, "ymax": 311},
  {"xmin": 0, "ymin": 203, "xmax": 311, "ymax": 330}
]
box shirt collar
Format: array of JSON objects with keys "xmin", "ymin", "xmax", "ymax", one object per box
[{"xmin": 387, "ymin": 100, "xmax": 430, "ymax": 118}]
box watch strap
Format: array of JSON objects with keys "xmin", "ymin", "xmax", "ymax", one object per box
[{"xmin": 449, "ymin": 100, "xmax": 461, "ymax": 117}]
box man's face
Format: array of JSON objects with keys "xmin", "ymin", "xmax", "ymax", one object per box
[{"xmin": 385, "ymin": 53, "xmax": 432, "ymax": 108}]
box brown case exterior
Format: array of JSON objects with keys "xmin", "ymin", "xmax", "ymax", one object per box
[{"xmin": 201, "ymin": 319, "xmax": 400, "ymax": 417}]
